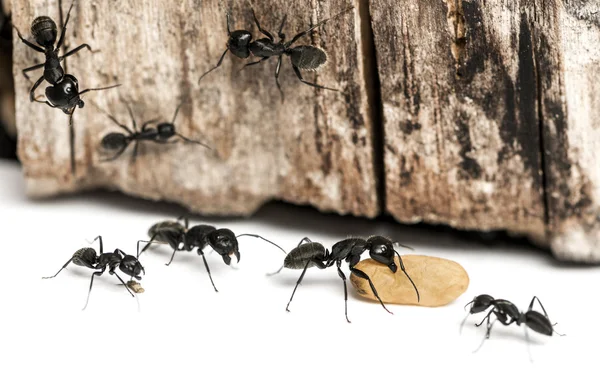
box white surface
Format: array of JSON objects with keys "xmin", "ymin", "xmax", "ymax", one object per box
[{"xmin": 0, "ymin": 159, "xmax": 598, "ymax": 372}]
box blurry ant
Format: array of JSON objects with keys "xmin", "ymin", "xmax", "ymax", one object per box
[
  {"xmin": 13, "ymin": 1, "xmax": 119, "ymax": 113},
  {"xmin": 269, "ymin": 236, "xmax": 419, "ymax": 323},
  {"xmin": 461, "ymin": 294, "xmax": 565, "ymax": 357},
  {"xmin": 42, "ymin": 236, "xmax": 145, "ymax": 310},
  {"xmin": 138, "ymin": 216, "xmax": 286, "ymax": 292},
  {"xmin": 96, "ymin": 101, "xmax": 211, "ymax": 162},
  {"xmin": 198, "ymin": 7, "xmax": 354, "ymax": 101}
]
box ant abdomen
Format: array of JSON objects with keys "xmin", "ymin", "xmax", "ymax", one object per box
[
  {"xmin": 101, "ymin": 133, "xmax": 128, "ymax": 151},
  {"xmin": 290, "ymin": 45, "xmax": 327, "ymax": 70},
  {"xmin": 525, "ymin": 311, "xmax": 554, "ymax": 336},
  {"xmin": 72, "ymin": 248, "xmax": 97, "ymax": 266},
  {"xmin": 228, "ymin": 30, "xmax": 253, "ymax": 58},
  {"xmin": 284, "ymin": 243, "xmax": 326, "ymax": 269},
  {"xmin": 31, "ymin": 16, "xmax": 57, "ymax": 48}
]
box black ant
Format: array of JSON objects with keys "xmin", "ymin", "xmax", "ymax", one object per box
[
  {"xmin": 42, "ymin": 236, "xmax": 145, "ymax": 310},
  {"xmin": 13, "ymin": 1, "xmax": 119, "ymax": 113},
  {"xmin": 198, "ymin": 7, "xmax": 354, "ymax": 101},
  {"xmin": 138, "ymin": 216, "xmax": 286, "ymax": 292},
  {"xmin": 269, "ymin": 236, "xmax": 419, "ymax": 323},
  {"xmin": 461, "ymin": 294, "xmax": 565, "ymax": 357},
  {"xmin": 96, "ymin": 101, "xmax": 211, "ymax": 162}
]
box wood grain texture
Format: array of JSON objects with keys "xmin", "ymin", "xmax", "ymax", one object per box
[
  {"xmin": 12, "ymin": 0, "xmax": 378, "ymax": 217},
  {"xmin": 536, "ymin": 0, "xmax": 600, "ymax": 261},
  {"xmin": 370, "ymin": 0, "xmax": 600, "ymax": 261},
  {"xmin": 371, "ymin": 0, "xmax": 546, "ymax": 241}
]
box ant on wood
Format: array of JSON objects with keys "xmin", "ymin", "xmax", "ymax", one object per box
[
  {"xmin": 461, "ymin": 294, "xmax": 565, "ymax": 358},
  {"xmin": 13, "ymin": 0, "xmax": 120, "ymax": 176},
  {"xmin": 269, "ymin": 235, "xmax": 420, "ymax": 323},
  {"xmin": 42, "ymin": 236, "xmax": 145, "ymax": 310},
  {"xmin": 13, "ymin": 1, "xmax": 119, "ymax": 114},
  {"xmin": 198, "ymin": 7, "xmax": 354, "ymax": 101},
  {"xmin": 96, "ymin": 100, "xmax": 212, "ymax": 162},
  {"xmin": 138, "ymin": 216, "xmax": 286, "ymax": 292}
]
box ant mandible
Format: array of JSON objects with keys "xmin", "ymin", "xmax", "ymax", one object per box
[
  {"xmin": 269, "ymin": 235, "xmax": 420, "ymax": 323},
  {"xmin": 13, "ymin": 1, "xmax": 120, "ymax": 114},
  {"xmin": 138, "ymin": 216, "xmax": 286, "ymax": 292},
  {"xmin": 42, "ymin": 236, "xmax": 145, "ymax": 310},
  {"xmin": 97, "ymin": 101, "xmax": 212, "ymax": 162},
  {"xmin": 198, "ymin": 7, "xmax": 354, "ymax": 101},
  {"xmin": 461, "ymin": 294, "xmax": 565, "ymax": 356}
]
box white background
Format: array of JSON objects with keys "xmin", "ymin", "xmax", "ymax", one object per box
[{"xmin": 0, "ymin": 159, "xmax": 598, "ymax": 371}]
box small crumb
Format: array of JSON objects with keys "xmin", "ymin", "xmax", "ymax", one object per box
[{"xmin": 127, "ymin": 280, "xmax": 145, "ymax": 294}]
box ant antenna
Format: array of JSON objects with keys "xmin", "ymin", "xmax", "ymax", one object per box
[
  {"xmin": 236, "ymin": 234, "xmax": 287, "ymax": 255},
  {"xmin": 393, "ymin": 241, "xmax": 415, "ymax": 251},
  {"xmin": 393, "ymin": 250, "xmax": 420, "ymax": 302}
]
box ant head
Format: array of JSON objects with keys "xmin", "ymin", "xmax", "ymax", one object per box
[
  {"xmin": 101, "ymin": 133, "xmax": 128, "ymax": 151},
  {"xmin": 228, "ymin": 30, "xmax": 252, "ymax": 58},
  {"xmin": 46, "ymin": 74, "xmax": 80, "ymax": 112},
  {"xmin": 466, "ymin": 294, "xmax": 495, "ymax": 314},
  {"xmin": 156, "ymin": 123, "xmax": 175, "ymax": 140},
  {"xmin": 365, "ymin": 236, "xmax": 397, "ymax": 273},
  {"xmin": 119, "ymin": 255, "xmax": 145, "ymax": 280},
  {"xmin": 31, "ymin": 16, "xmax": 57, "ymax": 48},
  {"xmin": 208, "ymin": 228, "xmax": 240, "ymax": 265}
]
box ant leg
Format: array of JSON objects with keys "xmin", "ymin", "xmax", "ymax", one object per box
[
  {"xmin": 112, "ymin": 272, "xmax": 135, "ymax": 297},
  {"xmin": 286, "ymin": 260, "xmax": 311, "ymax": 312},
  {"xmin": 165, "ymin": 249, "xmax": 177, "ymax": 266},
  {"xmin": 241, "ymin": 57, "xmax": 269, "ymax": 70},
  {"xmin": 82, "ymin": 268, "xmax": 106, "ymax": 311},
  {"xmin": 349, "ymin": 267, "xmax": 393, "ymax": 315},
  {"xmin": 199, "ymin": 251, "xmax": 218, "ymax": 292},
  {"xmin": 277, "ymin": 15, "xmax": 288, "ymax": 41},
  {"xmin": 198, "ymin": 49, "xmax": 228, "ymax": 83},
  {"xmin": 336, "ymin": 261, "xmax": 351, "ymax": 323},
  {"xmin": 137, "ymin": 239, "xmax": 155, "ymax": 257},
  {"xmin": 22, "ymin": 64, "xmax": 44, "ymax": 80},
  {"xmin": 13, "ymin": 25, "xmax": 44, "ymax": 52},
  {"xmin": 394, "ymin": 251, "xmax": 420, "ymax": 302},
  {"xmin": 297, "ymin": 237, "xmax": 312, "ymax": 245},
  {"xmin": 251, "ymin": 8, "xmax": 274, "ymax": 41},
  {"xmin": 91, "ymin": 101, "xmax": 133, "ymax": 134},
  {"xmin": 59, "ymin": 43, "xmax": 93, "ymax": 60},
  {"xmin": 292, "ymin": 65, "xmax": 339, "ymax": 92},
  {"xmin": 29, "ymin": 75, "xmax": 45, "ymax": 102},
  {"xmin": 474, "ymin": 309, "xmax": 495, "ymax": 327},
  {"xmin": 275, "ymin": 55, "xmax": 284, "ymax": 102},
  {"xmin": 286, "ymin": 7, "xmax": 354, "ymax": 46},
  {"xmin": 459, "ymin": 312, "xmax": 472, "ymax": 335},
  {"xmin": 473, "ymin": 317, "xmax": 497, "ymax": 353},
  {"xmin": 56, "ymin": 0, "xmax": 75, "ymax": 49},
  {"xmin": 42, "ymin": 258, "xmax": 74, "ymax": 279},
  {"xmin": 174, "ymin": 133, "xmax": 212, "ymax": 150},
  {"xmin": 131, "ymin": 141, "xmax": 140, "ymax": 163},
  {"xmin": 176, "ymin": 215, "xmax": 190, "ymax": 229}
]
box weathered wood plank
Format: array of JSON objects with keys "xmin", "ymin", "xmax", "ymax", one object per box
[
  {"xmin": 535, "ymin": 0, "xmax": 600, "ymax": 261},
  {"xmin": 371, "ymin": 0, "xmax": 547, "ymax": 242},
  {"xmin": 11, "ymin": 0, "xmax": 379, "ymax": 217}
]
